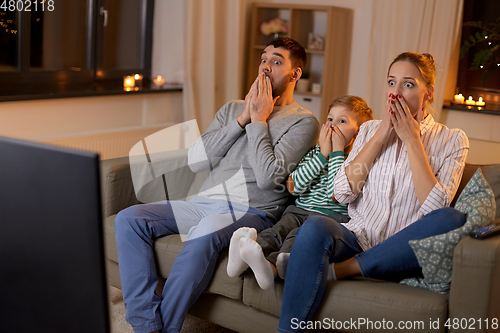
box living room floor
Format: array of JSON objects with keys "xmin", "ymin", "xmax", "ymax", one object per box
[{"xmin": 108, "ymin": 286, "xmax": 237, "ymax": 332}]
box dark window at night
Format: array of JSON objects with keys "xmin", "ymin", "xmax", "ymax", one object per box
[
  {"xmin": 0, "ymin": 0, "xmax": 154, "ymax": 99},
  {"xmin": 456, "ymin": 0, "xmax": 500, "ymax": 107}
]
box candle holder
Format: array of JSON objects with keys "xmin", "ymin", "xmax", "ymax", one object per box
[
  {"xmin": 475, "ymin": 97, "xmax": 485, "ymax": 107},
  {"xmin": 453, "ymin": 93, "xmax": 464, "ymax": 104},
  {"xmin": 465, "ymin": 96, "xmax": 476, "ymax": 106},
  {"xmin": 123, "ymin": 76, "xmax": 135, "ymax": 90},
  {"xmin": 153, "ymin": 75, "xmax": 165, "ymax": 89},
  {"xmin": 133, "ymin": 74, "xmax": 143, "ymax": 88}
]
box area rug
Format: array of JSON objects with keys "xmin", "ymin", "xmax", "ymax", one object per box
[{"xmin": 108, "ymin": 286, "xmax": 237, "ymax": 333}]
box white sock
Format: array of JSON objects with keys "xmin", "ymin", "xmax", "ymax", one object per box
[
  {"xmin": 327, "ymin": 262, "xmax": 337, "ymax": 281},
  {"xmin": 276, "ymin": 252, "xmax": 290, "ymax": 280},
  {"xmin": 227, "ymin": 227, "xmax": 257, "ymax": 278},
  {"xmin": 239, "ymin": 238, "xmax": 275, "ymax": 290}
]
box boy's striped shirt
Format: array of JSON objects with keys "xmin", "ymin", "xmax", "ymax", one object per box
[{"xmin": 291, "ymin": 144, "xmax": 348, "ymax": 216}]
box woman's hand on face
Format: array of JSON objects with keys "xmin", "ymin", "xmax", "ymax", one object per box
[
  {"xmin": 331, "ymin": 125, "xmax": 346, "ymax": 152},
  {"xmin": 390, "ymin": 94, "xmax": 422, "ymax": 143},
  {"xmin": 318, "ymin": 123, "xmax": 333, "ymax": 158},
  {"xmin": 374, "ymin": 98, "xmax": 394, "ymax": 144}
]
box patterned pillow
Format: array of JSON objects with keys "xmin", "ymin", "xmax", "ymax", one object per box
[
  {"xmin": 400, "ymin": 168, "xmax": 496, "ymax": 294},
  {"xmin": 481, "ymin": 164, "xmax": 500, "ymax": 219}
]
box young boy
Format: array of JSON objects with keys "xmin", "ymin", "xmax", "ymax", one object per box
[{"xmin": 227, "ymin": 95, "xmax": 374, "ymax": 289}]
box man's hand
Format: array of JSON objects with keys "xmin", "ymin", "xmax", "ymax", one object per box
[
  {"xmin": 331, "ymin": 125, "xmax": 346, "ymax": 152},
  {"xmin": 318, "ymin": 123, "xmax": 333, "ymax": 158},
  {"xmin": 249, "ymin": 73, "xmax": 279, "ymax": 123},
  {"xmin": 237, "ymin": 76, "xmax": 259, "ymax": 128}
]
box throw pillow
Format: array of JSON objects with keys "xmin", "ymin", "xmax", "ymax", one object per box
[
  {"xmin": 400, "ymin": 168, "xmax": 496, "ymax": 294},
  {"xmin": 481, "ymin": 164, "xmax": 500, "ymax": 219}
]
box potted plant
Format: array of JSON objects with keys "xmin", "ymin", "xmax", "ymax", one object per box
[{"xmin": 460, "ymin": 16, "xmax": 500, "ymax": 85}]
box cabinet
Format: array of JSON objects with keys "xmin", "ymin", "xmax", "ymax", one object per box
[{"xmin": 246, "ymin": 3, "xmax": 353, "ymax": 123}]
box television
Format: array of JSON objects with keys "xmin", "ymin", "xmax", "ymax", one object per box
[{"xmin": 0, "ymin": 137, "xmax": 109, "ymax": 332}]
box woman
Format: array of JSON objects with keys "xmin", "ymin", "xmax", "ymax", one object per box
[{"xmin": 277, "ymin": 52, "xmax": 469, "ymax": 333}]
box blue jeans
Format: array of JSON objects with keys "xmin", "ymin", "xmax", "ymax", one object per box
[
  {"xmin": 114, "ymin": 196, "xmax": 274, "ymax": 333},
  {"xmin": 278, "ymin": 207, "xmax": 466, "ymax": 333}
]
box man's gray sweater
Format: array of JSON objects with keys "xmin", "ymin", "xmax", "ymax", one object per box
[{"xmin": 188, "ymin": 100, "xmax": 319, "ymax": 220}]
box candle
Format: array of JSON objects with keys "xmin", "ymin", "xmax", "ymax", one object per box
[
  {"xmin": 153, "ymin": 75, "xmax": 165, "ymax": 88},
  {"xmin": 465, "ymin": 96, "xmax": 475, "ymax": 105},
  {"xmin": 453, "ymin": 93, "xmax": 464, "ymax": 104},
  {"xmin": 475, "ymin": 97, "xmax": 485, "ymax": 106},
  {"xmin": 123, "ymin": 76, "xmax": 135, "ymax": 88},
  {"xmin": 133, "ymin": 74, "xmax": 143, "ymax": 88}
]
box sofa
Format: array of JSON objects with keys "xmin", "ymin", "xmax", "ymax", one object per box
[{"xmin": 102, "ymin": 148, "xmax": 500, "ymax": 333}]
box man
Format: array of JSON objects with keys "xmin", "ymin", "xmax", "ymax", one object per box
[{"xmin": 114, "ymin": 37, "xmax": 319, "ymax": 333}]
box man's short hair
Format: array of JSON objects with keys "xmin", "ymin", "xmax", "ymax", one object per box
[{"xmin": 266, "ymin": 37, "xmax": 306, "ymax": 70}]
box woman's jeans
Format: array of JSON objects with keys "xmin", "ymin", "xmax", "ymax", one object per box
[
  {"xmin": 114, "ymin": 196, "xmax": 274, "ymax": 333},
  {"xmin": 278, "ymin": 207, "xmax": 466, "ymax": 333}
]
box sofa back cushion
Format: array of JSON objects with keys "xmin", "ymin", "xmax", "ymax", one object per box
[{"xmin": 452, "ymin": 163, "xmax": 500, "ymax": 219}]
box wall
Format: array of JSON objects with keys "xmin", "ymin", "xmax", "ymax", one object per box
[
  {"xmin": 0, "ymin": 93, "xmax": 183, "ymax": 140},
  {"xmin": 440, "ymin": 108, "xmax": 500, "ymax": 164}
]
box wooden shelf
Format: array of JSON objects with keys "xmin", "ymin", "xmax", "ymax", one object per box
[
  {"xmin": 305, "ymin": 49, "xmax": 325, "ymax": 55},
  {"xmin": 294, "ymin": 91, "xmax": 321, "ymax": 97}
]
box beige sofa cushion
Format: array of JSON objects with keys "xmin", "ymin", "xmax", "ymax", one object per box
[
  {"xmin": 104, "ymin": 214, "xmax": 243, "ymax": 300},
  {"xmin": 242, "ymin": 274, "xmax": 448, "ymax": 332}
]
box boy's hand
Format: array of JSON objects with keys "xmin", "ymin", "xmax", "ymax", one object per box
[
  {"xmin": 318, "ymin": 123, "xmax": 333, "ymax": 158},
  {"xmin": 331, "ymin": 125, "xmax": 346, "ymax": 152},
  {"xmin": 249, "ymin": 73, "xmax": 279, "ymax": 123},
  {"xmin": 286, "ymin": 176, "xmax": 295, "ymax": 194}
]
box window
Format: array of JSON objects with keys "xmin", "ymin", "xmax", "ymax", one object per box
[
  {"xmin": 0, "ymin": 0, "xmax": 154, "ymax": 99},
  {"xmin": 456, "ymin": 0, "xmax": 500, "ymax": 108}
]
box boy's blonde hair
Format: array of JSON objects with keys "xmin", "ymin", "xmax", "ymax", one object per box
[{"xmin": 328, "ymin": 95, "xmax": 373, "ymax": 126}]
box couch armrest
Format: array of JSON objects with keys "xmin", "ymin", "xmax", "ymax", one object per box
[
  {"xmin": 449, "ymin": 219, "xmax": 500, "ymax": 332},
  {"xmin": 101, "ymin": 156, "xmax": 140, "ymax": 218}
]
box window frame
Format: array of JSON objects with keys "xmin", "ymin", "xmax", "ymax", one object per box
[
  {"xmin": 0, "ymin": 0, "xmax": 155, "ymax": 99},
  {"xmin": 456, "ymin": 0, "xmax": 500, "ymax": 95}
]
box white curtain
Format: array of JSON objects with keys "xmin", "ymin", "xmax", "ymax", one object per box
[
  {"xmin": 365, "ymin": 0, "xmax": 464, "ymax": 121},
  {"xmin": 183, "ymin": 0, "xmax": 246, "ymax": 133}
]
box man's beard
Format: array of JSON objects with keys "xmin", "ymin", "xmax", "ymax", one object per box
[{"xmin": 267, "ymin": 73, "xmax": 292, "ymax": 98}]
